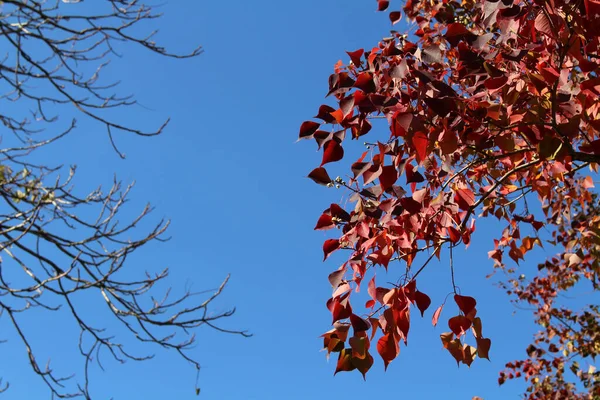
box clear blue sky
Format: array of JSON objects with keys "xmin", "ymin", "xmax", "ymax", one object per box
[{"xmin": 3, "ymin": 1, "xmax": 546, "ymax": 398}]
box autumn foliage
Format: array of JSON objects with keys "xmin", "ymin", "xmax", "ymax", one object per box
[{"xmin": 300, "ymin": 0, "xmax": 600, "ymax": 397}]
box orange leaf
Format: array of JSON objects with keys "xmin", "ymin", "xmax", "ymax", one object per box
[
  {"xmin": 349, "ymin": 335, "xmax": 368, "ymax": 359},
  {"xmin": 476, "ymin": 337, "xmax": 492, "ymax": 360},
  {"xmin": 446, "ymin": 339, "xmax": 464, "ymax": 365},
  {"xmin": 462, "ymin": 344, "xmax": 477, "ymax": 367},
  {"xmin": 440, "ymin": 331, "xmax": 454, "ymax": 348}
]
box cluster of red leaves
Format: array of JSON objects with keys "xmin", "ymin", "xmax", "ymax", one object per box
[{"xmin": 300, "ymin": 0, "xmax": 600, "ymax": 396}]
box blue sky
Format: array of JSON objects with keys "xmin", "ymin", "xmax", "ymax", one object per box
[{"xmin": 1, "ymin": 1, "xmax": 550, "ymax": 398}]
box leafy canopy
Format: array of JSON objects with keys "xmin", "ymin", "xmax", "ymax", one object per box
[{"xmin": 300, "ymin": 0, "xmax": 600, "ymax": 397}]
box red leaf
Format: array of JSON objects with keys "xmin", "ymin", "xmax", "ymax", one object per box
[
  {"xmin": 454, "ymin": 294, "xmax": 477, "ymax": 315},
  {"xmin": 448, "ymin": 226, "xmax": 461, "ymax": 243},
  {"xmin": 392, "ymin": 112, "xmax": 412, "ymax": 137},
  {"xmin": 448, "ymin": 315, "xmax": 472, "ymax": 337},
  {"xmin": 321, "ymin": 140, "xmax": 344, "ymax": 166},
  {"xmin": 389, "ymin": 11, "xmax": 401, "ymax": 24},
  {"xmin": 308, "ymin": 167, "xmax": 332, "ymax": 186},
  {"xmin": 377, "ymin": 0, "xmax": 390, "ymax": 11},
  {"xmin": 352, "ymin": 351, "xmax": 374, "ymax": 379},
  {"xmin": 331, "ymin": 296, "xmax": 352, "ymax": 323},
  {"xmin": 329, "ymin": 203, "xmax": 350, "ymax": 221},
  {"xmin": 484, "ymin": 75, "xmax": 508, "ymax": 91},
  {"xmin": 352, "ymin": 161, "xmax": 371, "ymax": 179},
  {"xmin": 323, "ymin": 239, "xmax": 340, "ymax": 261},
  {"xmin": 334, "ymin": 348, "xmax": 356, "ymax": 375},
  {"xmin": 346, "ymin": 49, "xmax": 364, "ymax": 66},
  {"xmin": 315, "ymin": 105, "xmax": 336, "ymax": 123},
  {"xmin": 423, "ymin": 97, "xmax": 456, "ymax": 117},
  {"xmin": 454, "ymin": 188, "xmax": 475, "ymax": 211},
  {"xmin": 350, "ymin": 314, "xmax": 371, "ymax": 332},
  {"xmin": 412, "ymin": 131, "xmax": 429, "ymax": 164},
  {"xmin": 314, "ymin": 214, "xmax": 335, "ymax": 230},
  {"xmin": 365, "ymin": 299, "xmax": 376, "ymax": 308},
  {"xmin": 414, "ymin": 291, "xmax": 431, "ymax": 317},
  {"xmin": 379, "ymin": 165, "xmax": 398, "ymax": 190},
  {"xmin": 354, "ymin": 72, "xmax": 376, "ymax": 93},
  {"xmin": 403, "ymin": 280, "xmax": 417, "ymax": 300},
  {"xmin": 444, "ymin": 23, "xmax": 476, "ymax": 46},
  {"xmin": 299, "ymin": 121, "xmax": 320, "ymax": 140},
  {"xmin": 432, "ymin": 305, "xmax": 443, "ymax": 326},
  {"xmin": 377, "ymin": 333, "xmax": 399, "ymax": 370},
  {"xmin": 405, "ymin": 164, "xmax": 425, "ymax": 184}
]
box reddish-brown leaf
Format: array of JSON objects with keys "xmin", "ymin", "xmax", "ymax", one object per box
[
  {"xmin": 440, "ymin": 332, "xmax": 453, "ymax": 348},
  {"xmin": 377, "ymin": 0, "xmax": 390, "ymax": 11},
  {"xmin": 323, "ymin": 239, "xmax": 340, "ymax": 261},
  {"xmin": 379, "ymin": 165, "xmax": 398, "ymax": 191},
  {"xmin": 412, "ymin": 131, "xmax": 429, "ymax": 164},
  {"xmin": 352, "ymin": 351, "xmax": 374, "ymax": 380},
  {"xmin": 354, "ymin": 72, "xmax": 377, "ymax": 93},
  {"xmin": 448, "ymin": 226, "xmax": 461, "ymax": 243},
  {"xmin": 463, "ymin": 344, "xmax": 477, "ymax": 367},
  {"xmin": 446, "ymin": 339, "xmax": 464, "ymax": 365},
  {"xmin": 448, "ymin": 315, "xmax": 472, "ymax": 337},
  {"xmin": 299, "ymin": 121, "xmax": 320, "ymax": 140},
  {"xmin": 471, "ymin": 317, "xmax": 483, "ymax": 338},
  {"xmin": 321, "ymin": 140, "xmax": 344, "ymax": 166},
  {"xmin": 405, "ymin": 164, "xmax": 425, "ymax": 184},
  {"xmin": 349, "ymin": 335, "xmax": 368, "ymax": 359},
  {"xmin": 315, "ymin": 104, "xmax": 336, "ymax": 122},
  {"xmin": 346, "ymin": 49, "xmax": 364, "ymax": 66},
  {"xmin": 334, "ymin": 348, "xmax": 356, "ymax": 375},
  {"xmin": 454, "ymin": 188, "xmax": 475, "ymax": 211},
  {"xmin": 389, "ymin": 11, "xmax": 401, "ymax": 24},
  {"xmin": 314, "ymin": 214, "xmax": 335, "ymax": 230},
  {"xmin": 454, "ymin": 294, "xmax": 477, "ymax": 315},
  {"xmin": 476, "ymin": 337, "xmax": 491, "ymax": 360},
  {"xmin": 444, "ymin": 23, "xmax": 476, "ymax": 46},
  {"xmin": 484, "ymin": 75, "xmax": 508, "ymax": 91},
  {"xmin": 329, "ymin": 203, "xmax": 350, "ymax": 221},
  {"xmin": 377, "ymin": 333, "xmax": 399, "ymax": 370},
  {"xmin": 350, "ymin": 314, "xmax": 371, "ymax": 332},
  {"xmin": 308, "ymin": 167, "xmax": 332, "ymax": 186},
  {"xmin": 331, "ymin": 296, "xmax": 352, "ymax": 323},
  {"xmin": 414, "ymin": 291, "xmax": 431, "ymax": 317}
]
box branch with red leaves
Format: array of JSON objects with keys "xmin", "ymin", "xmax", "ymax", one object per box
[{"xmin": 300, "ymin": 0, "xmax": 600, "ymax": 396}]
